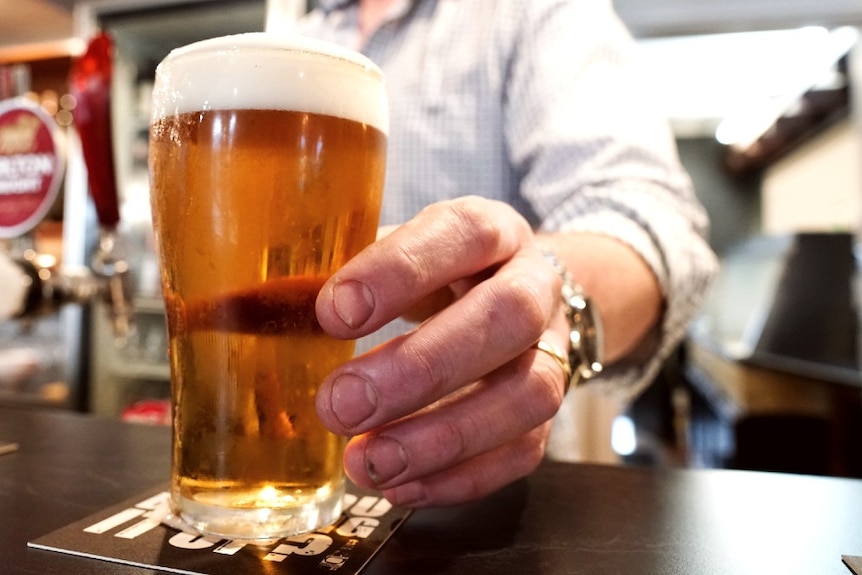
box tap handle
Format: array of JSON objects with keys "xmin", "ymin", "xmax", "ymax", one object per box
[{"xmin": 69, "ymin": 32, "xmax": 120, "ymax": 229}]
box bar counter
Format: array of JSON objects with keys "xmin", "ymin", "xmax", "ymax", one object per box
[{"xmin": 1, "ymin": 405, "xmax": 860, "ymax": 574}]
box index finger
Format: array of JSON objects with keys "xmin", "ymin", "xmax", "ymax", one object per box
[{"xmin": 315, "ymin": 196, "xmax": 535, "ymax": 338}]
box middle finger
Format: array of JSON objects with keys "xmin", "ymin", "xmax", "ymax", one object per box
[{"xmin": 315, "ymin": 246, "xmax": 561, "ymax": 436}]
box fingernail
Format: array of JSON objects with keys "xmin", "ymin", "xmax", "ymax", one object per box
[
  {"xmin": 331, "ymin": 373, "xmax": 378, "ymax": 429},
  {"xmin": 365, "ymin": 436, "xmax": 408, "ymax": 486},
  {"xmin": 333, "ymin": 280, "xmax": 375, "ymax": 329}
]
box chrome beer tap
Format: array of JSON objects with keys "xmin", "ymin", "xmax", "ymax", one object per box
[
  {"xmin": 91, "ymin": 228, "xmax": 134, "ymax": 340},
  {"xmin": 0, "ymin": 239, "xmax": 133, "ymax": 341}
]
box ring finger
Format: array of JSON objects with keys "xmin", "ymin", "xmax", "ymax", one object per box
[{"xmin": 342, "ymin": 341, "xmax": 568, "ymax": 492}]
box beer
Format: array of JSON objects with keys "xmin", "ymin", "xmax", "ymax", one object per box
[{"xmin": 149, "ymin": 34, "xmax": 387, "ymax": 540}]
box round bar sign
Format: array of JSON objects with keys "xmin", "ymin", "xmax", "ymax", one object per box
[{"xmin": 0, "ymin": 98, "xmax": 65, "ymax": 238}]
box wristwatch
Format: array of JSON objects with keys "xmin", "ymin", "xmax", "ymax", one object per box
[{"xmin": 542, "ymin": 249, "xmax": 604, "ymax": 387}]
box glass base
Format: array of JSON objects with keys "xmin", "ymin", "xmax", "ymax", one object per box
[{"xmin": 173, "ymin": 481, "xmax": 345, "ymax": 541}]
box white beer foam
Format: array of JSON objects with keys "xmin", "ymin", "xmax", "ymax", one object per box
[{"xmin": 151, "ymin": 33, "xmax": 388, "ymax": 134}]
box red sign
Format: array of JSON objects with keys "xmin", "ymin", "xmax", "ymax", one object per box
[{"xmin": 0, "ymin": 98, "xmax": 64, "ymax": 238}]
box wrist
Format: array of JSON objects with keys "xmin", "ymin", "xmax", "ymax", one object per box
[{"xmin": 540, "ymin": 247, "xmax": 604, "ymax": 387}]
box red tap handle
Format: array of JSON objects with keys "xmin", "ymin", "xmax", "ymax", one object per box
[{"xmin": 69, "ymin": 32, "xmax": 120, "ymax": 229}]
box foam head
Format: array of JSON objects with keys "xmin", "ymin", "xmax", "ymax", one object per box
[{"xmin": 151, "ymin": 33, "xmax": 388, "ymax": 134}]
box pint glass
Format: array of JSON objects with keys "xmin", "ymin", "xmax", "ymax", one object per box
[{"xmin": 148, "ymin": 33, "xmax": 387, "ymax": 540}]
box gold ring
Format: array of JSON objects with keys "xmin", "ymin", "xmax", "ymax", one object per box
[{"xmin": 533, "ymin": 340, "xmax": 573, "ymax": 395}]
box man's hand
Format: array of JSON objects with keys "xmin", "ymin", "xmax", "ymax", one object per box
[{"xmin": 315, "ymin": 196, "xmax": 571, "ymax": 507}]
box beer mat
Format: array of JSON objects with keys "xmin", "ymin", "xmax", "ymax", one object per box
[
  {"xmin": 844, "ymin": 555, "xmax": 862, "ymax": 574},
  {"xmin": 28, "ymin": 483, "xmax": 411, "ymax": 575}
]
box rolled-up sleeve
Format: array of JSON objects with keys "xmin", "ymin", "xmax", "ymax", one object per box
[{"xmin": 502, "ymin": 0, "xmax": 717, "ymax": 395}]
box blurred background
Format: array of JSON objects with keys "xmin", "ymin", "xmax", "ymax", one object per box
[{"xmin": 1, "ymin": 0, "xmax": 861, "ymax": 478}]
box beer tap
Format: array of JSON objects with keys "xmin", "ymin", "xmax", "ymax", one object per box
[
  {"xmin": 0, "ymin": 32, "xmax": 133, "ymax": 342},
  {"xmin": 69, "ymin": 31, "xmax": 134, "ymax": 341},
  {"xmin": 0, "ymin": 246, "xmax": 103, "ymax": 321},
  {"xmin": 0, "ymin": 230, "xmax": 132, "ymax": 337}
]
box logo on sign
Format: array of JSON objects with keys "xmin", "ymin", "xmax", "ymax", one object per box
[{"xmin": 0, "ymin": 98, "xmax": 65, "ymax": 238}]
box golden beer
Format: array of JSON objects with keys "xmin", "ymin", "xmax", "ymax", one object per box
[{"xmin": 148, "ymin": 34, "xmax": 387, "ymax": 540}]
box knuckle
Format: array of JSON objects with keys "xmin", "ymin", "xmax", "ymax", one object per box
[
  {"xmin": 393, "ymin": 242, "xmax": 436, "ymax": 287},
  {"xmin": 434, "ymin": 417, "xmax": 468, "ymax": 464},
  {"xmin": 462, "ymin": 476, "xmax": 483, "ymax": 502},
  {"xmin": 394, "ymin": 336, "xmax": 454, "ymax": 400},
  {"xmin": 528, "ymin": 355, "xmax": 567, "ymax": 420},
  {"xmin": 446, "ymin": 199, "xmax": 506, "ymax": 256},
  {"xmin": 500, "ymin": 276, "xmax": 549, "ymax": 338},
  {"xmin": 395, "ymin": 197, "xmax": 508, "ymax": 286},
  {"xmin": 520, "ymin": 427, "xmax": 550, "ymax": 471}
]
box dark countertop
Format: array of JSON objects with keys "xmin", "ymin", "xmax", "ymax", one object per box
[{"xmin": 2, "ymin": 405, "xmax": 861, "ymax": 574}]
